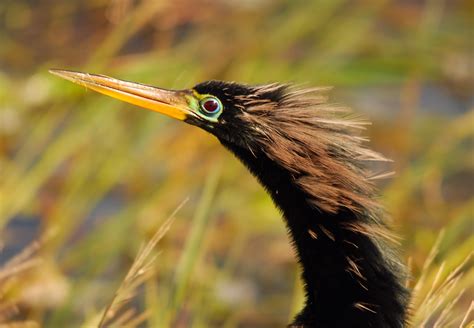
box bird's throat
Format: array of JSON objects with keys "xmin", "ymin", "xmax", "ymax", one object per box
[{"xmin": 221, "ymin": 141, "xmax": 409, "ymax": 328}]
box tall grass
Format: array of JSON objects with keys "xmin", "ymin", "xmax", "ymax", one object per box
[{"xmin": 0, "ymin": 0, "xmax": 472, "ymax": 326}]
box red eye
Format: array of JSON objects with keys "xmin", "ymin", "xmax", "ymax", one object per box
[{"xmin": 200, "ymin": 97, "xmax": 222, "ymax": 115}]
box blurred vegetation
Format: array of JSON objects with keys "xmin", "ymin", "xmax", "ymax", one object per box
[{"xmin": 0, "ymin": 0, "xmax": 473, "ymax": 327}]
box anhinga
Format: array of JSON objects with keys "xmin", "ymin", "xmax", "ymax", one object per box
[{"xmin": 50, "ymin": 69, "xmax": 410, "ymax": 328}]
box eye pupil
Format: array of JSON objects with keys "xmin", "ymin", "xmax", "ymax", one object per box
[{"xmin": 202, "ymin": 98, "xmax": 220, "ymax": 113}]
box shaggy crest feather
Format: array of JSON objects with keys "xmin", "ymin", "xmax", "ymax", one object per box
[
  {"xmin": 239, "ymin": 84, "xmax": 387, "ymax": 214},
  {"xmin": 226, "ymin": 84, "xmax": 409, "ymax": 327}
]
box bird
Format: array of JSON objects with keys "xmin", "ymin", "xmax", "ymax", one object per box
[{"xmin": 49, "ymin": 69, "xmax": 410, "ymax": 328}]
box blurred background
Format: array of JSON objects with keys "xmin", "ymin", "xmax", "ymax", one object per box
[{"xmin": 0, "ymin": 0, "xmax": 472, "ymax": 327}]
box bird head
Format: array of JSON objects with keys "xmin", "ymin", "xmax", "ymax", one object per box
[
  {"xmin": 49, "ymin": 70, "xmax": 286, "ymax": 149},
  {"xmin": 50, "ymin": 69, "xmax": 384, "ymax": 213}
]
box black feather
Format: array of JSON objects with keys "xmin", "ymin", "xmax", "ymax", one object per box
[{"xmin": 193, "ymin": 81, "xmax": 410, "ymax": 328}]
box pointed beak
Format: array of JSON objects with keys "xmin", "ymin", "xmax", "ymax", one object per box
[{"xmin": 49, "ymin": 69, "xmax": 194, "ymax": 121}]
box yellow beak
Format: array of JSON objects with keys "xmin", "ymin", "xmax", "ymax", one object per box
[{"xmin": 49, "ymin": 69, "xmax": 193, "ymax": 121}]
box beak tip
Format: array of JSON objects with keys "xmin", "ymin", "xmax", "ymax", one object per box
[
  {"xmin": 49, "ymin": 68, "xmax": 86, "ymax": 85},
  {"xmin": 48, "ymin": 68, "xmax": 67, "ymax": 79},
  {"xmin": 49, "ymin": 68, "xmax": 67, "ymax": 76}
]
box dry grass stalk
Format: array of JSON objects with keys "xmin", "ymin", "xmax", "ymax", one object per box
[
  {"xmin": 458, "ymin": 301, "xmax": 473, "ymax": 328},
  {"xmin": 97, "ymin": 198, "xmax": 188, "ymax": 328},
  {"xmin": 0, "ymin": 236, "xmax": 45, "ymax": 325},
  {"xmin": 0, "ymin": 241, "xmax": 42, "ymax": 283},
  {"xmin": 410, "ymin": 231, "xmax": 473, "ymax": 327}
]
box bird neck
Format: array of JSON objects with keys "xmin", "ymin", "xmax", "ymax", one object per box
[{"xmin": 221, "ymin": 141, "xmax": 409, "ymax": 328}]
